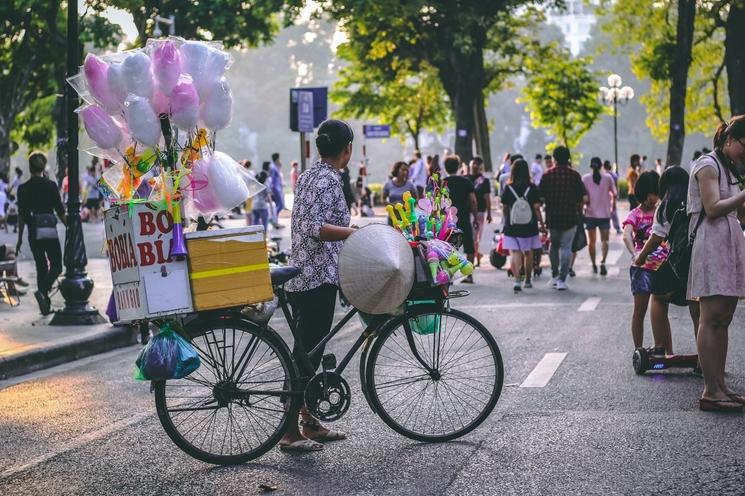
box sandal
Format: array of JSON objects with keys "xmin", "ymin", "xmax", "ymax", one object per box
[
  {"xmin": 279, "ymin": 439, "xmax": 324, "ymax": 452},
  {"xmin": 300, "ymin": 419, "xmax": 347, "ymax": 443},
  {"xmin": 699, "ymin": 397, "xmax": 744, "ymax": 413},
  {"xmin": 727, "ymin": 393, "xmax": 745, "ymax": 405}
]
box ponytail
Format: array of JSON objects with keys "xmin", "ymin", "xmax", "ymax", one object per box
[{"xmin": 590, "ymin": 156, "xmax": 602, "ymax": 185}]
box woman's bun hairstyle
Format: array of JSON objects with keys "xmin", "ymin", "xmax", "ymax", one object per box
[
  {"xmin": 316, "ymin": 119, "xmax": 354, "ymax": 157},
  {"xmin": 714, "ymin": 115, "xmax": 745, "ymax": 154}
]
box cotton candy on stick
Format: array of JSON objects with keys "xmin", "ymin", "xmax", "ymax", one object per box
[
  {"xmin": 152, "ymin": 40, "xmax": 182, "ymax": 95},
  {"xmin": 124, "ymin": 95, "xmax": 161, "ymax": 147},
  {"xmin": 122, "ymin": 51, "xmax": 154, "ymax": 98},
  {"xmin": 209, "ymin": 151, "xmax": 249, "ymax": 210},
  {"xmin": 200, "ymin": 78, "xmax": 233, "ymax": 131},
  {"xmin": 83, "ymin": 54, "xmax": 120, "ymax": 113},
  {"xmin": 81, "ymin": 105, "xmax": 123, "ymax": 151},
  {"xmin": 107, "ymin": 62, "xmax": 128, "ymax": 108},
  {"xmin": 170, "ymin": 78, "xmax": 200, "ymax": 130}
]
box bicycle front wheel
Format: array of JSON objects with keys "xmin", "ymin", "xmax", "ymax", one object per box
[
  {"xmin": 366, "ymin": 307, "xmax": 503, "ymax": 442},
  {"xmin": 154, "ymin": 318, "xmax": 299, "ymax": 465}
]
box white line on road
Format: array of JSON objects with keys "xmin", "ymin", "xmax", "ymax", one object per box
[
  {"xmin": 520, "ymin": 353, "xmax": 567, "ymax": 388},
  {"xmin": 605, "ymin": 250, "xmax": 623, "ymax": 265},
  {"xmin": 0, "ymin": 413, "xmax": 150, "ymax": 480},
  {"xmin": 578, "ymin": 297, "xmax": 601, "ymax": 312}
]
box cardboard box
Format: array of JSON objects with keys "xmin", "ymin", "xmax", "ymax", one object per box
[
  {"xmin": 104, "ymin": 203, "xmax": 194, "ymax": 322},
  {"xmin": 185, "ymin": 226, "xmax": 273, "ymax": 311}
]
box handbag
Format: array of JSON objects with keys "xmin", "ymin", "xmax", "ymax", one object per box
[
  {"xmin": 571, "ymin": 214, "xmax": 587, "ymax": 252},
  {"xmin": 32, "ymin": 213, "xmax": 59, "ymax": 240}
]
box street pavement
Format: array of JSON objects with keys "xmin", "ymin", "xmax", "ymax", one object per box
[{"xmin": 2, "ymin": 209, "xmax": 745, "ymax": 495}]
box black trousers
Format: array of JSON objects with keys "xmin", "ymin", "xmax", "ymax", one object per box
[
  {"xmin": 29, "ymin": 238, "xmax": 62, "ymax": 295},
  {"xmin": 287, "ymin": 283, "xmax": 338, "ymax": 377}
]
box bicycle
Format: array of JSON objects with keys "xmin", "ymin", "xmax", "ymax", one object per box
[{"xmin": 151, "ymin": 265, "xmax": 504, "ymax": 465}]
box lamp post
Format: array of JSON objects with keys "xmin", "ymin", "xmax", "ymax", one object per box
[
  {"xmin": 599, "ymin": 74, "xmax": 634, "ymax": 170},
  {"xmin": 51, "ymin": 0, "xmax": 105, "ymax": 325}
]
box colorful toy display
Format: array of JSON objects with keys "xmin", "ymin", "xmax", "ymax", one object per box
[
  {"xmin": 69, "ymin": 37, "xmax": 265, "ymax": 260},
  {"xmin": 387, "ymin": 173, "xmax": 460, "ymax": 243},
  {"xmin": 422, "ymin": 238, "xmax": 473, "ymax": 286}
]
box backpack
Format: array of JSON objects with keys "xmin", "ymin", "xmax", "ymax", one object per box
[
  {"xmin": 507, "ymin": 185, "xmax": 533, "ymax": 225},
  {"xmin": 666, "ymin": 153, "xmax": 721, "ymax": 281}
]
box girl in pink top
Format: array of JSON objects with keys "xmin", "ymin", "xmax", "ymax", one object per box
[{"xmin": 582, "ymin": 157, "xmax": 617, "ymax": 275}]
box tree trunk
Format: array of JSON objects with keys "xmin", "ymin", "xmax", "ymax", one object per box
[
  {"xmin": 473, "ymin": 89, "xmax": 493, "ymax": 172},
  {"xmin": 0, "ymin": 129, "xmax": 10, "ymax": 174},
  {"xmin": 665, "ymin": 0, "xmax": 696, "ymax": 167},
  {"xmin": 453, "ymin": 86, "xmax": 476, "ymax": 164},
  {"xmin": 725, "ymin": 1, "xmax": 745, "ymax": 115}
]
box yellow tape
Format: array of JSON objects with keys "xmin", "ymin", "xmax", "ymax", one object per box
[{"xmin": 189, "ymin": 263, "xmax": 270, "ymax": 280}]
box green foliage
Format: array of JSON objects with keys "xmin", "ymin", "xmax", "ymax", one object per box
[
  {"xmin": 89, "ymin": 0, "xmax": 305, "ymax": 48},
  {"xmin": 617, "ymin": 178, "xmax": 629, "ymax": 199},
  {"xmin": 602, "ymin": 0, "xmax": 727, "ymax": 142},
  {"xmin": 331, "ymin": 50, "xmax": 452, "ymax": 147},
  {"xmin": 519, "ymin": 49, "xmax": 604, "ymax": 149},
  {"xmin": 12, "ymin": 95, "xmax": 57, "ymax": 150}
]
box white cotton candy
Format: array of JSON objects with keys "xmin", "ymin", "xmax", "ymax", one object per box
[
  {"xmin": 180, "ymin": 41, "xmax": 210, "ymax": 95},
  {"xmin": 124, "ymin": 95, "xmax": 161, "ymax": 147},
  {"xmin": 209, "ymin": 151, "xmax": 249, "ymax": 210},
  {"xmin": 122, "ymin": 51, "xmax": 154, "ymax": 98},
  {"xmin": 107, "ymin": 62, "xmax": 128, "ymax": 108},
  {"xmin": 200, "ymin": 77, "xmax": 233, "ymax": 131}
]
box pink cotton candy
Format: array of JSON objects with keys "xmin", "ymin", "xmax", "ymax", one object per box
[
  {"xmin": 151, "ymin": 90, "xmax": 169, "ymax": 115},
  {"xmin": 83, "ymin": 54, "xmax": 120, "ymax": 113},
  {"xmin": 170, "ymin": 77, "xmax": 200, "ymax": 130},
  {"xmin": 81, "ymin": 105, "xmax": 122, "ymax": 150},
  {"xmin": 152, "ymin": 40, "xmax": 182, "ymax": 95}
]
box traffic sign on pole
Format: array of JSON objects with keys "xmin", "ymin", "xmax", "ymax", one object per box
[{"xmin": 363, "ymin": 124, "xmax": 391, "ymax": 139}]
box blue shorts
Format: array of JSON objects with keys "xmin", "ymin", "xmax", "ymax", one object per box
[
  {"xmin": 630, "ymin": 266, "xmax": 656, "ymax": 295},
  {"xmin": 585, "ymin": 217, "xmax": 611, "ymax": 230}
]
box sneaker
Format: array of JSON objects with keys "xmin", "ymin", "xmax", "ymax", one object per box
[
  {"xmin": 600, "ymin": 263, "xmax": 607, "ymax": 276},
  {"xmin": 548, "ymin": 277, "xmax": 559, "ymax": 288},
  {"xmin": 15, "ymin": 277, "xmax": 30, "ymax": 288},
  {"xmin": 651, "ymin": 346, "xmax": 666, "ymax": 358},
  {"xmin": 513, "ymin": 281, "xmax": 522, "ymax": 293},
  {"xmin": 592, "ymin": 264, "xmax": 598, "ymax": 274},
  {"xmin": 556, "ymin": 280, "xmax": 568, "ymax": 291},
  {"xmin": 34, "ymin": 290, "xmax": 51, "ymax": 315},
  {"xmin": 524, "ymin": 281, "xmax": 533, "ymax": 289},
  {"xmin": 568, "ymin": 268, "xmax": 576, "ymax": 278}
]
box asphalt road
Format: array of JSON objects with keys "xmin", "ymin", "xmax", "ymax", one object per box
[{"xmin": 2, "ymin": 231, "xmax": 745, "ymax": 495}]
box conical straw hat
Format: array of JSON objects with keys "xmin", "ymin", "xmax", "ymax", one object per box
[{"xmin": 339, "ymin": 224, "xmax": 415, "ymax": 314}]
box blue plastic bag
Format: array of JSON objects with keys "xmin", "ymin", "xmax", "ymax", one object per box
[{"xmin": 134, "ymin": 323, "xmax": 200, "ymax": 381}]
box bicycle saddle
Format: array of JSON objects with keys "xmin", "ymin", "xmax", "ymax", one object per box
[{"xmin": 270, "ymin": 266, "xmax": 300, "ymax": 286}]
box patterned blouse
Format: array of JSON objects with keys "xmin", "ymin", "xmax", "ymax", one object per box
[{"xmin": 285, "ymin": 160, "xmax": 351, "ymax": 292}]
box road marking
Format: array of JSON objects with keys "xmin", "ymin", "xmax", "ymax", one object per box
[
  {"xmin": 0, "ymin": 346, "xmax": 140, "ymax": 391},
  {"xmin": 0, "ymin": 413, "xmax": 149, "ymax": 480},
  {"xmin": 605, "ymin": 250, "xmax": 623, "ymax": 265},
  {"xmin": 608, "ymin": 267, "xmax": 620, "ymax": 277},
  {"xmin": 578, "ymin": 297, "xmax": 601, "ymax": 312},
  {"xmin": 520, "ymin": 353, "xmax": 567, "ymax": 388}
]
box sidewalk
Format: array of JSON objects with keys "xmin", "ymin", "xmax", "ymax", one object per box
[{"xmin": 0, "ymin": 258, "xmax": 136, "ymax": 380}]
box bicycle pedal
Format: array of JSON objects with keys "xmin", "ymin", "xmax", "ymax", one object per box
[{"xmin": 322, "ymin": 353, "xmax": 337, "ymax": 371}]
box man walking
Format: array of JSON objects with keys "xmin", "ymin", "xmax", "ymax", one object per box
[
  {"xmin": 408, "ymin": 151, "xmax": 428, "ymax": 197},
  {"xmin": 443, "ymin": 155, "xmax": 477, "ymax": 283},
  {"xmin": 539, "ymin": 146, "xmax": 585, "ymax": 291},
  {"xmin": 530, "ymin": 153, "xmax": 544, "ymax": 185},
  {"xmin": 269, "ymin": 152, "xmax": 285, "ymax": 229},
  {"xmin": 17, "ymin": 152, "xmax": 66, "ymax": 314}
]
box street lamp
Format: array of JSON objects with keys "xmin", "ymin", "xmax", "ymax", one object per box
[
  {"xmin": 153, "ymin": 14, "xmax": 176, "ymax": 37},
  {"xmin": 599, "ymin": 74, "xmax": 634, "ymax": 170},
  {"xmin": 51, "ymin": 0, "xmax": 105, "ymax": 325}
]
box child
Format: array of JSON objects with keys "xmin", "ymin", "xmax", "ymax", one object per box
[
  {"xmin": 251, "ymin": 171, "xmax": 271, "ymax": 231},
  {"xmin": 623, "ymin": 171, "xmax": 668, "ymax": 354},
  {"xmin": 634, "ymin": 167, "xmax": 700, "ymax": 364}
]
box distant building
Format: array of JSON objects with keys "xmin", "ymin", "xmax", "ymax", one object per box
[{"xmin": 545, "ymin": 0, "xmax": 597, "ymax": 56}]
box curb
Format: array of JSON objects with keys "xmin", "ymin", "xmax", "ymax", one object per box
[{"xmin": 0, "ymin": 325, "xmax": 138, "ymax": 380}]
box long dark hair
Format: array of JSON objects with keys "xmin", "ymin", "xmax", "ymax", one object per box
[
  {"xmin": 656, "ymin": 166, "xmax": 689, "ymax": 224},
  {"xmin": 590, "ymin": 156, "xmax": 602, "ymax": 184},
  {"xmin": 713, "ymin": 114, "xmax": 745, "ymax": 184},
  {"xmin": 509, "ymin": 159, "xmax": 531, "ymax": 188}
]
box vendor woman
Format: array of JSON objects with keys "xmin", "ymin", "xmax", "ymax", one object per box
[{"xmin": 280, "ymin": 119, "xmax": 356, "ymax": 452}]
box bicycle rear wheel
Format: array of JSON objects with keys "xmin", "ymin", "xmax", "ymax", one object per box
[
  {"xmin": 154, "ymin": 318, "xmax": 298, "ymax": 465},
  {"xmin": 366, "ymin": 307, "xmax": 503, "ymax": 442}
]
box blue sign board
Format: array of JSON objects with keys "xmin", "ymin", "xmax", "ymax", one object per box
[
  {"xmin": 363, "ymin": 124, "xmax": 391, "ymax": 138},
  {"xmin": 289, "ymin": 87, "xmax": 328, "ymax": 131},
  {"xmin": 297, "ymin": 91, "xmax": 314, "ymax": 132}
]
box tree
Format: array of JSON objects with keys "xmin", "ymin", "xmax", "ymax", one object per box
[
  {"xmin": 331, "ymin": 53, "xmax": 452, "ymax": 151},
  {"xmin": 322, "ymin": 0, "xmax": 549, "ymax": 170},
  {"xmin": 519, "ymin": 49, "xmax": 604, "ymax": 150}
]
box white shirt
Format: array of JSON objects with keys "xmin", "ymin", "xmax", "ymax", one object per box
[
  {"xmin": 530, "ymin": 161, "xmax": 544, "ymax": 185},
  {"xmin": 409, "ymin": 158, "xmax": 428, "ymax": 188}
]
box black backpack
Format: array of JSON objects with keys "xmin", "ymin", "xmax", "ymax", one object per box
[{"xmin": 666, "ymin": 207, "xmax": 704, "ymax": 282}]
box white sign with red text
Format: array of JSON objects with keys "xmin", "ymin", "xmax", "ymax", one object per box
[{"xmin": 104, "ymin": 203, "xmax": 193, "ymax": 321}]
